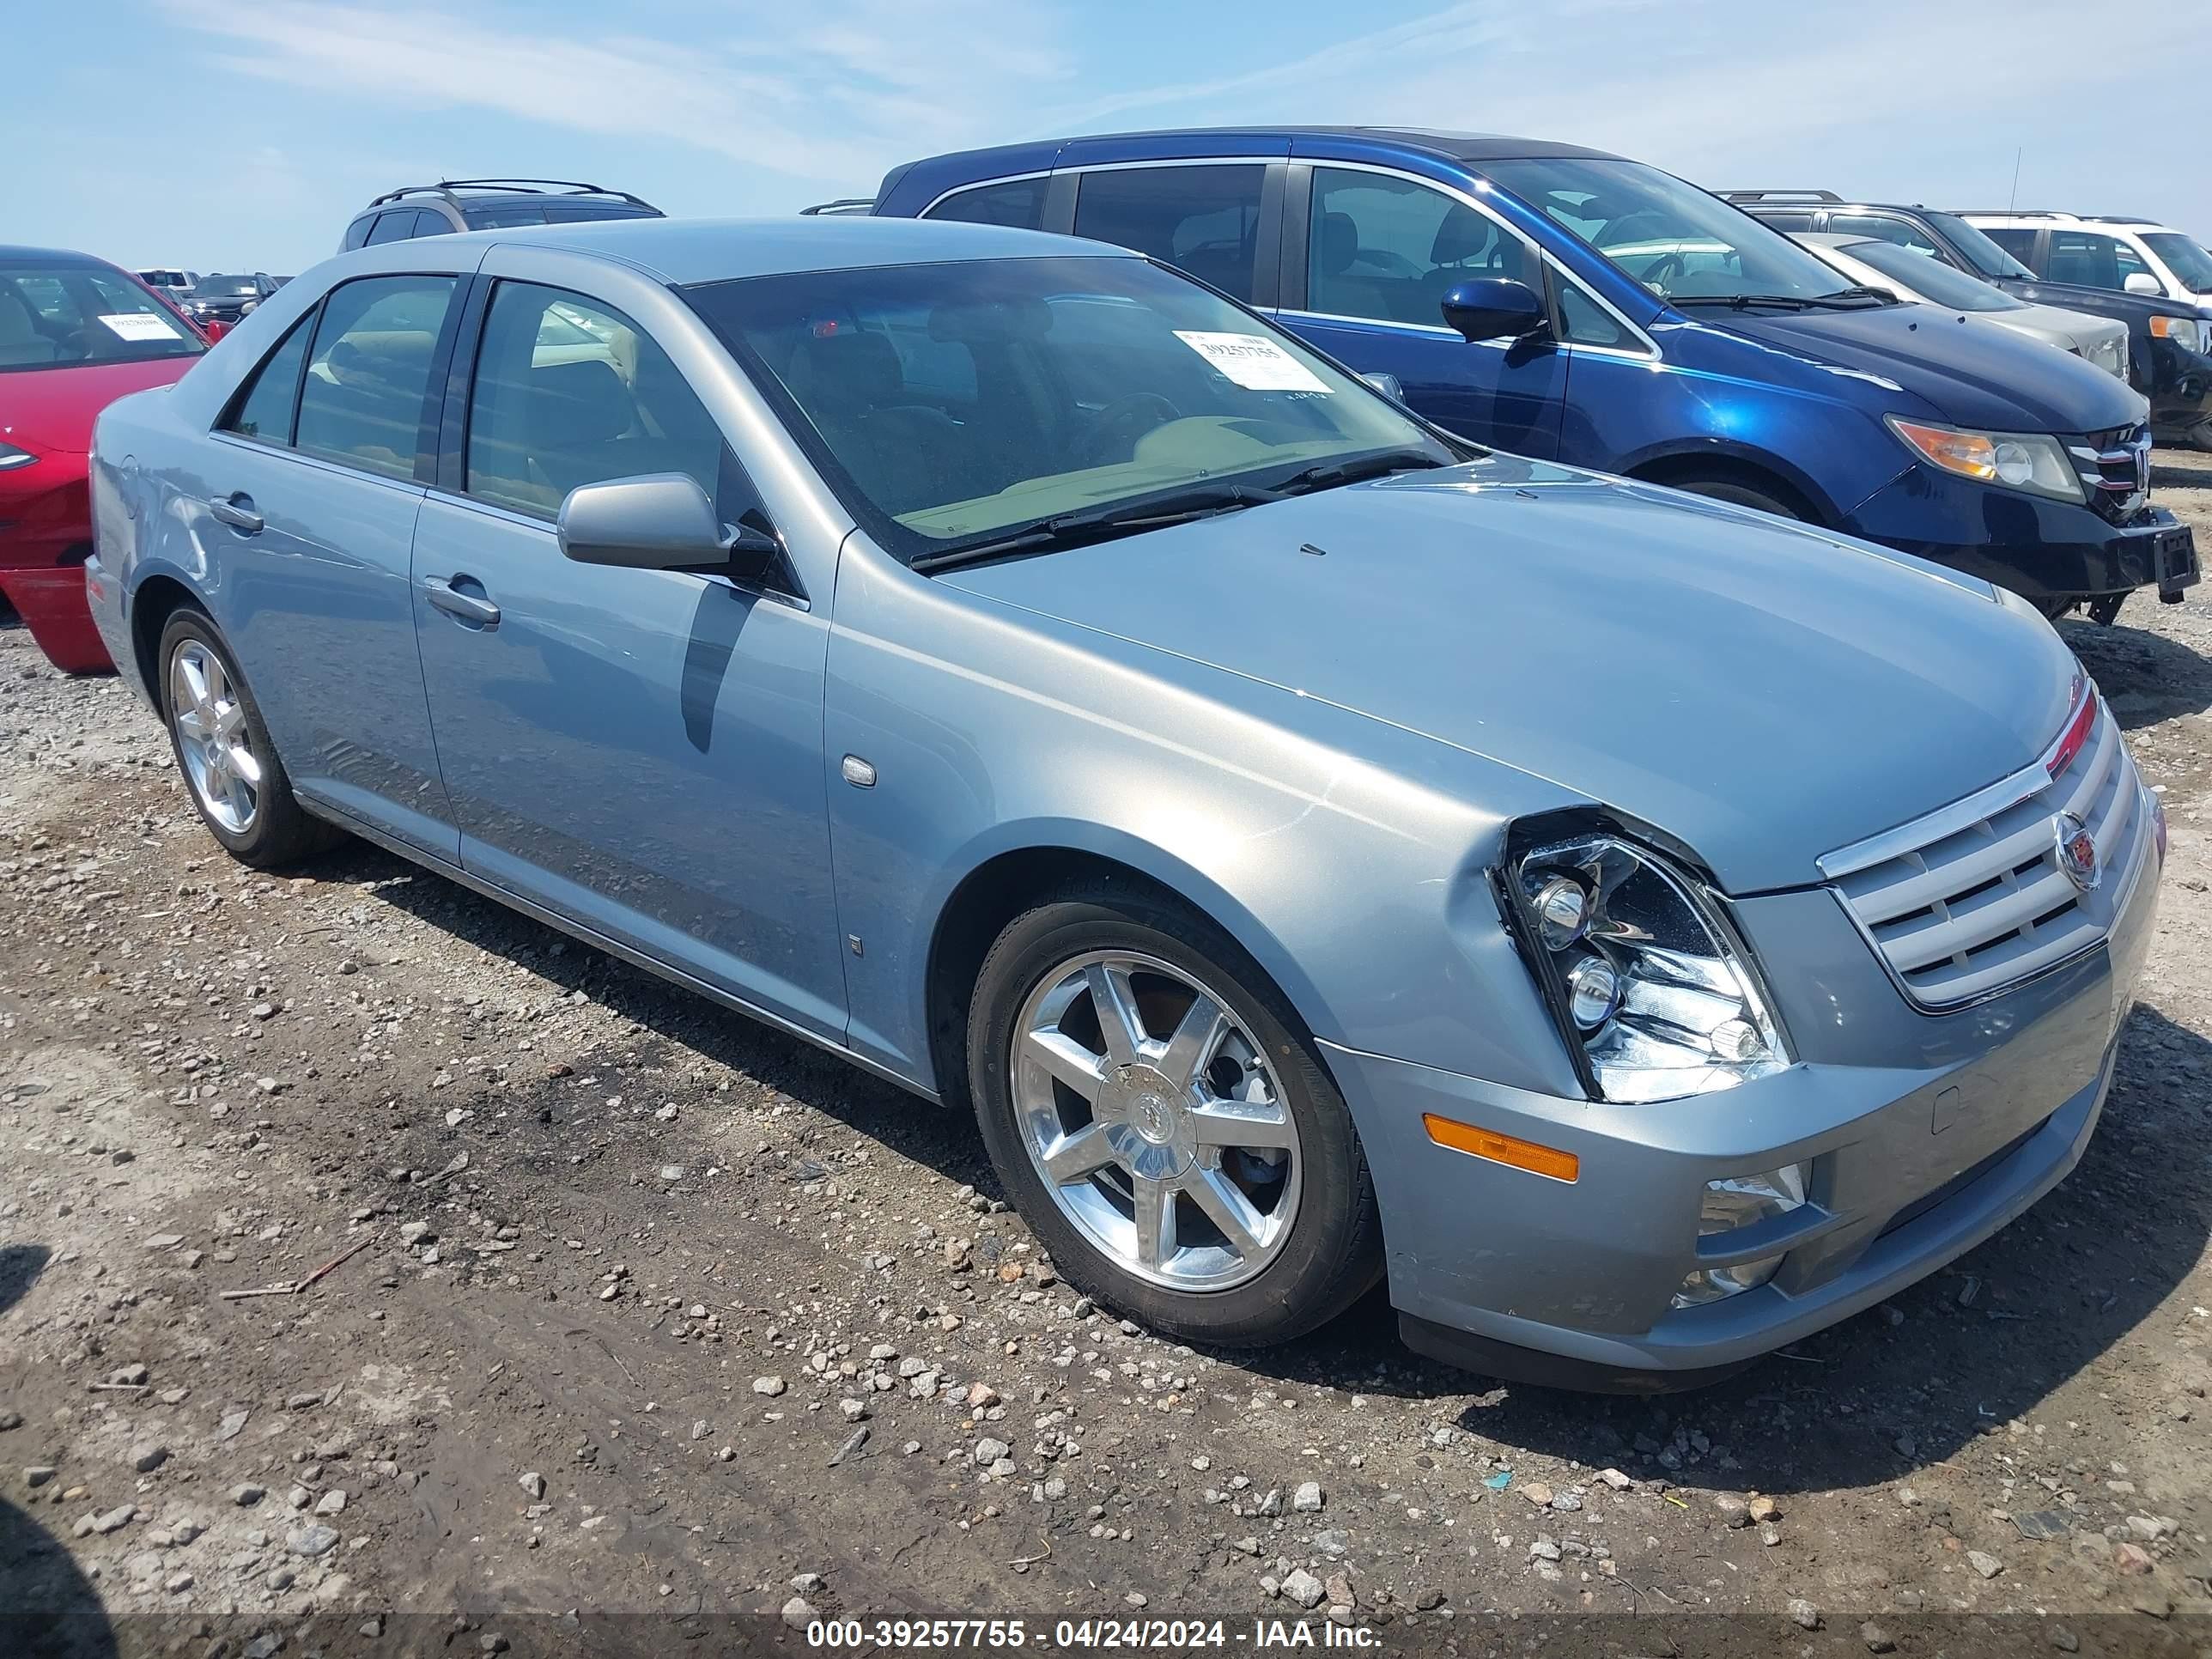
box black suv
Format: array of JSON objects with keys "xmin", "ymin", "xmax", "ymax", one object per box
[
  {"xmin": 1725, "ymin": 191, "xmax": 2212, "ymax": 448},
  {"xmin": 338, "ymin": 179, "xmax": 664, "ymax": 252}
]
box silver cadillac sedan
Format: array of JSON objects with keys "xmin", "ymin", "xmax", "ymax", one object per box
[{"xmin": 83, "ymin": 217, "xmax": 2163, "ymax": 1389}]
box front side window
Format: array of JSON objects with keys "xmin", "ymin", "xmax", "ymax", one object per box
[
  {"xmin": 1308, "ymin": 168, "xmax": 1531, "ymax": 328},
  {"xmin": 2045, "ymin": 230, "xmax": 2154, "ymax": 293},
  {"xmin": 2142, "ymin": 233, "xmax": 2212, "ymax": 293},
  {"xmin": 1483, "ymin": 157, "xmax": 1861, "ymax": 305},
  {"xmin": 293, "ymin": 275, "xmax": 457, "ymax": 481},
  {"xmin": 926, "ymin": 179, "xmax": 1047, "ymax": 232},
  {"xmin": 1979, "ymin": 227, "xmax": 2039, "ymax": 265},
  {"xmin": 0, "ymin": 260, "xmax": 204, "ymax": 372},
  {"xmin": 1827, "ymin": 214, "xmax": 1942, "ymax": 256},
  {"xmin": 683, "ymin": 254, "xmax": 1455, "ymax": 563},
  {"xmin": 1072, "ymin": 166, "xmax": 1266, "ymax": 303},
  {"xmin": 222, "ymin": 314, "xmax": 315, "ymax": 444},
  {"xmin": 465, "ymin": 281, "xmax": 747, "ymax": 521}
]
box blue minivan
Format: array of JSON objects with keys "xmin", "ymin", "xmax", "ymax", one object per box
[{"xmin": 872, "ymin": 129, "xmax": 2198, "ymax": 620}]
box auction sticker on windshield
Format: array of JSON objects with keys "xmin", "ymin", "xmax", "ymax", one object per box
[
  {"xmin": 100, "ymin": 313, "xmax": 180, "ymax": 342},
  {"xmin": 1173, "ymin": 331, "xmax": 1330, "ymax": 393}
]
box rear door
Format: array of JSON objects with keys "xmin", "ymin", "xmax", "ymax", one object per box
[
  {"xmin": 408, "ymin": 259, "xmax": 846, "ymax": 1039},
  {"xmin": 1275, "ymin": 161, "xmax": 1567, "ymax": 456},
  {"xmin": 198, "ymin": 271, "xmax": 465, "ymax": 855}
]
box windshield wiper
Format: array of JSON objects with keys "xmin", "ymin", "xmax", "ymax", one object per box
[
  {"xmin": 1674, "ymin": 289, "xmax": 1892, "ymax": 311},
  {"xmin": 1274, "ymin": 447, "xmax": 1450, "ymax": 496},
  {"xmin": 910, "ymin": 483, "xmax": 1284, "ymax": 574}
]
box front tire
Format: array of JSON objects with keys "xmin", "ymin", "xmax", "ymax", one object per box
[
  {"xmin": 159, "ymin": 608, "xmax": 336, "ymax": 868},
  {"xmin": 967, "ymin": 877, "xmax": 1382, "ymax": 1347}
]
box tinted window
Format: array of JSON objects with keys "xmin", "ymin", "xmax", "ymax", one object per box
[
  {"xmin": 222, "ymin": 314, "xmax": 314, "ymax": 444},
  {"xmin": 366, "ymin": 211, "xmax": 423, "ymax": 245},
  {"xmin": 0, "ymin": 261, "xmax": 204, "ymax": 372},
  {"xmin": 1828, "ymin": 214, "xmax": 1941, "ymax": 256},
  {"xmin": 1837, "ymin": 240, "xmax": 2020, "ymax": 311},
  {"xmin": 927, "ymin": 179, "xmax": 1047, "ymax": 231},
  {"xmin": 342, "ymin": 217, "xmax": 375, "ymax": 252},
  {"xmin": 465, "ymin": 281, "xmax": 748, "ymax": 521},
  {"xmin": 683, "ymin": 254, "xmax": 1450, "ymax": 562},
  {"xmin": 1555, "ymin": 279, "xmax": 1632, "ymax": 347},
  {"xmin": 2045, "ymin": 230, "xmax": 2154, "ymax": 292},
  {"xmin": 465, "ymin": 204, "xmax": 550, "ymax": 228},
  {"xmin": 1980, "ymin": 227, "xmax": 2039, "ymax": 264},
  {"xmin": 2142, "ymin": 233, "xmax": 2212, "ymax": 292},
  {"xmin": 1309, "ymin": 168, "xmax": 1530, "ymax": 328},
  {"xmin": 294, "ymin": 275, "xmax": 456, "ymax": 481},
  {"xmin": 1073, "ymin": 166, "xmax": 1266, "ymax": 302},
  {"xmin": 1749, "ymin": 210, "xmax": 1816, "ymax": 232}
]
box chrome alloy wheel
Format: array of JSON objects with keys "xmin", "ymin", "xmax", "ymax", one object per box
[
  {"xmin": 1012, "ymin": 951, "xmax": 1303, "ymax": 1291},
  {"xmin": 169, "ymin": 641, "xmax": 261, "ymax": 835}
]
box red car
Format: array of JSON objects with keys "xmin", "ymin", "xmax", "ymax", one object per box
[{"xmin": 3, "ymin": 246, "xmax": 207, "ymax": 672}]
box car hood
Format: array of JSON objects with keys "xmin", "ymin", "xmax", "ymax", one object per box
[
  {"xmin": 937, "ymin": 456, "xmax": 2081, "ymax": 894},
  {"xmin": 0, "ymin": 357, "xmax": 199, "ymax": 453},
  {"xmin": 1689, "ymin": 301, "xmax": 2148, "ymax": 432},
  {"xmin": 2004, "ymin": 303, "xmax": 2127, "ymax": 352}
]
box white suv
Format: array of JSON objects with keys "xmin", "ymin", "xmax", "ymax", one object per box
[{"xmin": 1960, "ymin": 211, "xmax": 2212, "ymax": 308}]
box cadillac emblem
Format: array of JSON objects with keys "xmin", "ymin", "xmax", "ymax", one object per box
[{"xmin": 2053, "ymin": 811, "xmax": 2100, "ymax": 893}]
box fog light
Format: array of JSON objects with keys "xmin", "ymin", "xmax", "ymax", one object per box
[
  {"xmin": 1672, "ymin": 1252, "xmax": 1788, "ymax": 1308},
  {"xmin": 1698, "ymin": 1164, "xmax": 1807, "ymax": 1234}
]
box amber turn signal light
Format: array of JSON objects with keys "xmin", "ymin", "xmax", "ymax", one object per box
[{"xmin": 1423, "ymin": 1113, "xmax": 1579, "ymax": 1182}]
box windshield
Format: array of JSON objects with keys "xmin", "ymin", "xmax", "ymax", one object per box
[
  {"xmin": 192, "ymin": 275, "xmax": 259, "ymax": 297},
  {"xmin": 683, "ymin": 254, "xmax": 1455, "ymax": 563},
  {"xmin": 2143, "ymin": 233, "xmax": 2212, "ymax": 292},
  {"xmin": 1836, "ymin": 240, "xmax": 2021, "ymax": 312},
  {"xmin": 0, "ymin": 262, "xmax": 204, "ymax": 372},
  {"xmin": 1480, "ymin": 158, "xmax": 1863, "ymax": 302},
  {"xmin": 1923, "ymin": 212, "xmax": 2034, "ymax": 280}
]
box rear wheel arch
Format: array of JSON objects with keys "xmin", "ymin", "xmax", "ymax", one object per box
[{"xmin": 129, "ymin": 574, "xmax": 205, "ymax": 707}]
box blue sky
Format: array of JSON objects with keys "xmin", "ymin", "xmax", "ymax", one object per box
[{"xmin": 9, "ymin": 0, "xmax": 2208, "ymax": 278}]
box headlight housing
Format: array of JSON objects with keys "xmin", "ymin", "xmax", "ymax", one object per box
[
  {"xmin": 2085, "ymin": 333, "xmax": 2128, "ymax": 379},
  {"xmin": 1504, "ymin": 830, "xmax": 1791, "ymax": 1103},
  {"xmin": 0, "ymin": 440, "xmax": 37, "ymax": 471},
  {"xmin": 1886, "ymin": 416, "xmax": 2083, "ymax": 504},
  {"xmin": 2149, "ymin": 313, "xmax": 2204, "ymax": 354}
]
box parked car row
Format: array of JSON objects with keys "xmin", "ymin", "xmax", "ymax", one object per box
[
  {"xmin": 73, "ymin": 124, "xmax": 2173, "ymax": 1390},
  {"xmin": 860, "ymin": 131, "xmax": 2201, "ymax": 629}
]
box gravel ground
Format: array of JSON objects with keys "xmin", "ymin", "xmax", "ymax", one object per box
[{"xmin": 3, "ymin": 464, "xmax": 2211, "ymax": 1659}]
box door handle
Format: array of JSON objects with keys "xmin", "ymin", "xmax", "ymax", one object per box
[
  {"xmin": 425, "ymin": 574, "xmax": 501, "ymax": 629},
  {"xmin": 208, "ymin": 493, "xmax": 263, "ymax": 534}
]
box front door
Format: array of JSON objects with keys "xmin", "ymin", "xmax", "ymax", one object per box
[
  {"xmin": 409, "ymin": 277, "xmax": 847, "ymax": 1039},
  {"xmin": 1279, "ymin": 167, "xmax": 1567, "ymax": 457}
]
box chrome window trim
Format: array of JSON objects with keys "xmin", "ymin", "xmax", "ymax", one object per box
[{"xmin": 920, "ymin": 155, "xmax": 1661, "ymax": 359}]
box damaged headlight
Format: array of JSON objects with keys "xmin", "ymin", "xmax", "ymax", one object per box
[{"xmin": 1506, "ymin": 831, "xmax": 1791, "ymax": 1104}]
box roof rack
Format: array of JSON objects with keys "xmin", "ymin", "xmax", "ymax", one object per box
[
  {"xmin": 799, "ymin": 198, "xmax": 877, "ymax": 216},
  {"xmin": 367, "ymin": 179, "xmax": 661, "ymax": 213},
  {"xmin": 1719, "ymin": 189, "xmax": 1841, "ymax": 204}
]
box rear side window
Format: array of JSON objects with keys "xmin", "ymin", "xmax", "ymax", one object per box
[
  {"xmin": 341, "ymin": 218, "xmax": 375, "ymax": 252},
  {"xmin": 1749, "ymin": 210, "xmax": 1816, "ymax": 232},
  {"xmin": 463, "ymin": 280, "xmax": 753, "ymax": 523},
  {"xmin": 294, "ymin": 275, "xmax": 458, "ymax": 482},
  {"xmin": 2046, "ymin": 230, "xmax": 2154, "ymax": 292},
  {"xmin": 1309, "ymin": 167, "xmax": 1531, "ymax": 328},
  {"xmin": 927, "ymin": 179, "xmax": 1046, "ymax": 231},
  {"xmin": 1073, "ymin": 165, "xmax": 1266, "ymax": 302},
  {"xmin": 1828, "ymin": 214, "xmax": 1941, "ymax": 256},
  {"xmin": 364, "ymin": 211, "xmax": 422, "ymax": 246},
  {"xmin": 222, "ymin": 315, "xmax": 315, "ymax": 445},
  {"xmin": 465, "ymin": 205, "xmax": 550, "ymax": 228}
]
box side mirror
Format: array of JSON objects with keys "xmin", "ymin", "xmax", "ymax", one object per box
[
  {"xmin": 558, "ymin": 473, "xmax": 781, "ymax": 583},
  {"xmin": 2124, "ymin": 271, "xmax": 2164, "ymax": 297},
  {"xmin": 1359, "ymin": 370, "xmax": 1405, "ymax": 401},
  {"xmin": 1440, "ymin": 279, "xmax": 1547, "ymax": 344}
]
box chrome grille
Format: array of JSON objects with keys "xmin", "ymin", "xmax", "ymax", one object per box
[
  {"xmin": 2069, "ymin": 423, "xmax": 2151, "ymax": 523},
  {"xmin": 1820, "ymin": 693, "xmax": 2147, "ymax": 1009}
]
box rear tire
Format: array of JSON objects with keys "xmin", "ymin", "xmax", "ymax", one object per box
[
  {"xmin": 967, "ymin": 875, "xmax": 1383, "ymax": 1348},
  {"xmin": 158, "ymin": 608, "xmax": 337, "ymax": 869}
]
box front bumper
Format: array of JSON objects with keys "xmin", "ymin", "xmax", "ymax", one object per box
[
  {"xmin": 1845, "ymin": 470, "xmax": 2197, "ymax": 604},
  {"xmin": 1329, "ymin": 802, "xmax": 2160, "ymax": 1391}
]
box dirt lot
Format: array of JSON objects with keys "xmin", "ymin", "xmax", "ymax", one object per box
[{"xmin": 4, "ymin": 462, "xmax": 2211, "ymax": 1659}]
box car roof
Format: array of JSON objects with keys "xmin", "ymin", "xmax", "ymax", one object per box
[
  {"xmin": 0, "ymin": 245, "xmax": 112, "ymax": 268},
  {"xmin": 416, "ymin": 215, "xmax": 1139, "ymax": 285}
]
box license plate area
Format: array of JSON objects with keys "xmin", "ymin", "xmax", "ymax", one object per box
[{"xmin": 2156, "ymin": 524, "xmax": 2199, "ymax": 591}]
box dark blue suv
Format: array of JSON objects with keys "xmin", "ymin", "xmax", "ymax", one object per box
[{"xmin": 872, "ymin": 129, "xmax": 2198, "ymax": 620}]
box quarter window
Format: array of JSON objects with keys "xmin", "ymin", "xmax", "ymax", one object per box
[
  {"xmin": 364, "ymin": 211, "xmax": 422, "ymax": 246},
  {"xmin": 1555, "ymin": 281, "xmax": 1632, "ymax": 349},
  {"xmin": 464, "ymin": 281, "xmax": 753, "ymax": 523},
  {"xmin": 927, "ymin": 179, "xmax": 1047, "ymax": 232},
  {"xmin": 293, "ymin": 275, "xmax": 457, "ymax": 482},
  {"xmin": 222, "ymin": 314, "xmax": 314, "ymax": 446},
  {"xmin": 1073, "ymin": 166, "xmax": 1266, "ymax": 303},
  {"xmin": 1308, "ymin": 168, "xmax": 1531, "ymax": 329}
]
